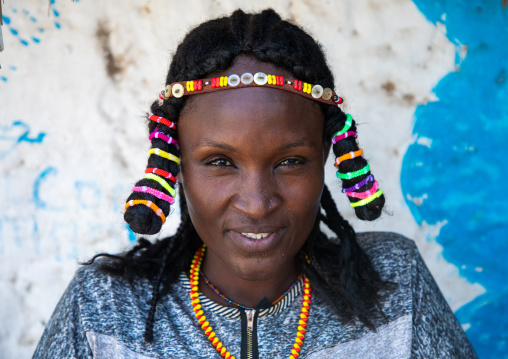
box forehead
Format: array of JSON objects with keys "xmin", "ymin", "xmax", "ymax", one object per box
[{"xmin": 178, "ymin": 57, "xmax": 325, "ymax": 147}]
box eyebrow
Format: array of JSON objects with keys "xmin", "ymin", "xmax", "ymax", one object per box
[
  {"xmin": 276, "ymin": 138, "xmax": 316, "ymax": 152},
  {"xmin": 199, "ymin": 138, "xmax": 315, "ymax": 153},
  {"xmin": 200, "ymin": 140, "xmax": 237, "ymax": 152}
]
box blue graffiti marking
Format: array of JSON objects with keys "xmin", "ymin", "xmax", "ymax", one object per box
[
  {"xmin": 52, "ymin": 9, "xmax": 60, "ymax": 17},
  {"xmin": 0, "ymin": 121, "xmax": 46, "ymax": 158},
  {"xmin": 403, "ymin": 1, "xmax": 508, "ymax": 358},
  {"xmin": 33, "ymin": 167, "xmax": 62, "ymax": 211},
  {"xmin": 30, "ymin": 16, "xmax": 37, "ymax": 23},
  {"xmin": 31, "ymin": 36, "xmax": 40, "ymax": 44},
  {"xmin": 75, "ymin": 181, "xmax": 101, "ymax": 209},
  {"xmin": 126, "ymin": 224, "xmax": 137, "ymax": 242},
  {"xmin": 2, "ymin": 16, "xmax": 11, "ymax": 25},
  {"xmin": 10, "ymin": 28, "xmax": 19, "ymax": 36},
  {"xmin": 9, "ymin": 66, "xmax": 17, "ymax": 71},
  {"xmin": 0, "ymin": 77, "xmax": 7, "ymax": 83}
]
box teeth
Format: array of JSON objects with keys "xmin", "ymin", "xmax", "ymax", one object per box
[{"xmin": 241, "ymin": 232, "xmax": 270, "ymax": 239}]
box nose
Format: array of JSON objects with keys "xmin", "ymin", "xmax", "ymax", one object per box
[{"xmin": 231, "ymin": 170, "xmax": 281, "ymax": 219}]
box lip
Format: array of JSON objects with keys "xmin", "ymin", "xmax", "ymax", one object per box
[{"xmin": 227, "ymin": 227, "xmax": 285, "ymax": 253}]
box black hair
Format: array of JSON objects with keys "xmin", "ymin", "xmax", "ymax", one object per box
[{"xmin": 85, "ymin": 9, "xmax": 389, "ymax": 343}]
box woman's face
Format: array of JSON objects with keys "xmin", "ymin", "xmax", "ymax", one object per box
[{"xmin": 178, "ymin": 57, "xmax": 328, "ymax": 283}]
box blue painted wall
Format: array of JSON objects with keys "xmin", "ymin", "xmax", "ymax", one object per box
[{"xmin": 403, "ymin": 1, "xmax": 508, "ymax": 357}]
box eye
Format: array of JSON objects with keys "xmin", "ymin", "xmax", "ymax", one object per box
[
  {"xmin": 277, "ymin": 157, "xmax": 306, "ymax": 167},
  {"xmin": 207, "ymin": 158, "xmax": 233, "ymax": 167}
]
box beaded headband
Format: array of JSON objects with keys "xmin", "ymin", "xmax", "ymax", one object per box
[{"xmin": 158, "ymin": 72, "xmax": 344, "ymax": 106}]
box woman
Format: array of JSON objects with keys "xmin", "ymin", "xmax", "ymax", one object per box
[{"xmin": 33, "ymin": 9, "xmax": 477, "ymax": 359}]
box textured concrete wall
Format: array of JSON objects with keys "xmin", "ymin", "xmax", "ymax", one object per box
[{"xmin": 0, "ymin": 0, "xmax": 503, "ymax": 357}]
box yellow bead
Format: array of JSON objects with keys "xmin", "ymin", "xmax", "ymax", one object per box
[
  {"xmin": 192, "ymin": 299, "xmax": 200, "ymax": 304},
  {"xmin": 220, "ymin": 346, "xmax": 226, "ymax": 355},
  {"xmin": 205, "ymin": 327, "xmax": 212, "ymax": 334},
  {"xmin": 267, "ymin": 74, "xmax": 273, "ymax": 85},
  {"xmin": 201, "ymin": 320, "xmax": 209, "ymax": 328},
  {"xmin": 191, "ymin": 293, "xmax": 199, "ymax": 298},
  {"xmin": 196, "ymin": 310, "xmax": 204, "ymax": 316},
  {"xmin": 297, "ymin": 331, "xmax": 304, "ymax": 338},
  {"xmin": 298, "ymin": 325, "xmax": 305, "ymax": 331},
  {"xmin": 296, "ymin": 338, "xmax": 303, "ymax": 344},
  {"xmin": 302, "ymin": 307, "xmax": 309, "ymax": 313},
  {"xmin": 298, "ymin": 319, "xmax": 306, "ymax": 326},
  {"xmin": 292, "ymin": 348, "xmax": 299, "ymax": 356},
  {"xmin": 224, "ymin": 76, "xmax": 228, "ymax": 87},
  {"xmin": 212, "ymin": 337, "xmax": 219, "ymax": 345},
  {"xmin": 208, "ymin": 332, "xmax": 215, "ymax": 339},
  {"xmin": 300, "ymin": 313, "xmax": 307, "ymax": 319},
  {"xmin": 294, "ymin": 343, "xmax": 300, "ymax": 349},
  {"xmin": 225, "ymin": 353, "xmax": 231, "ymax": 359}
]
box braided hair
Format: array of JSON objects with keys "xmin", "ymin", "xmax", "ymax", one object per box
[{"xmin": 88, "ymin": 9, "xmax": 389, "ymax": 343}]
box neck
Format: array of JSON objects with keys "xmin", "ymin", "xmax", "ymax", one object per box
[{"xmin": 198, "ymin": 252, "xmax": 301, "ymax": 309}]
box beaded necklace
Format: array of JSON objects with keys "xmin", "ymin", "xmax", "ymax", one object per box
[
  {"xmin": 200, "ymin": 271, "xmax": 302, "ymax": 311},
  {"xmin": 189, "ymin": 245, "xmax": 312, "ymax": 359}
]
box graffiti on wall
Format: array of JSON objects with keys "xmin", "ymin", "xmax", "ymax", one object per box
[
  {"xmin": 0, "ymin": 119, "xmax": 135, "ymax": 259},
  {"xmin": 1, "ymin": 1, "xmax": 64, "ymax": 83},
  {"xmin": 402, "ymin": 1, "xmax": 508, "ymax": 357}
]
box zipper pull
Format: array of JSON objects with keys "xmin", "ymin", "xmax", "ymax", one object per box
[{"xmin": 246, "ymin": 309, "xmax": 255, "ymax": 330}]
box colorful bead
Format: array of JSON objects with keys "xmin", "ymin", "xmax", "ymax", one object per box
[
  {"xmin": 335, "ymin": 149, "xmax": 364, "ymax": 167},
  {"xmin": 346, "ymin": 180, "xmax": 379, "ymax": 199},
  {"xmin": 148, "ymin": 148, "xmax": 180, "ymax": 164},
  {"xmin": 336, "ymin": 164, "xmax": 370, "ymax": 180},
  {"xmin": 350, "ymin": 189, "xmax": 383, "ymax": 207},
  {"xmin": 341, "ymin": 174, "xmax": 374, "ymax": 193},
  {"xmin": 145, "ymin": 167, "xmax": 178, "ymax": 184},
  {"xmin": 189, "ymin": 245, "xmax": 311, "ymax": 359},
  {"xmin": 125, "ymin": 199, "xmax": 166, "ymax": 224},
  {"xmin": 132, "ymin": 186, "xmax": 175, "ymax": 204},
  {"xmin": 148, "ymin": 114, "xmax": 176, "ymax": 129}
]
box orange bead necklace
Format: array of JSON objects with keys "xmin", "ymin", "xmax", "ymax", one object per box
[{"xmin": 189, "ymin": 245, "xmax": 312, "ymax": 359}]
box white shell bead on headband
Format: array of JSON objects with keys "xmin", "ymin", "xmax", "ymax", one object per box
[
  {"xmin": 241, "ymin": 73, "xmax": 254, "ymax": 84},
  {"xmin": 254, "ymin": 72, "xmax": 268, "ymax": 85},
  {"xmin": 172, "ymin": 83, "xmax": 184, "ymax": 98},
  {"xmin": 311, "ymin": 84, "xmax": 324, "ymax": 99},
  {"xmin": 228, "ymin": 74, "xmax": 240, "ymax": 87}
]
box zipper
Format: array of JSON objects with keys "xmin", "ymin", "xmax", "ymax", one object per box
[
  {"xmin": 240, "ymin": 308, "xmax": 258, "ymax": 359},
  {"xmin": 246, "ymin": 309, "xmax": 255, "ymax": 359}
]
